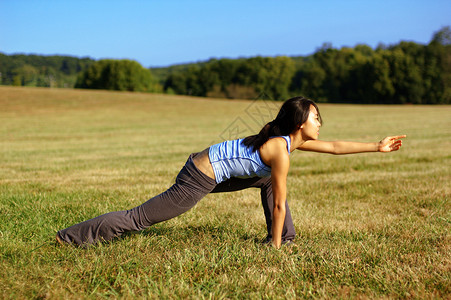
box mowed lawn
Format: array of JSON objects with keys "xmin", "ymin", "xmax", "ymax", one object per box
[{"xmin": 0, "ymin": 86, "xmax": 449, "ymax": 299}]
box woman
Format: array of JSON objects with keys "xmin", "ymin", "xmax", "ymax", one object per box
[{"xmin": 56, "ymin": 97, "xmax": 405, "ymax": 248}]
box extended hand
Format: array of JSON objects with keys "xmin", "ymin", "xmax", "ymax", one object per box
[{"xmin": 378, "ymin": 135, "xmax": 406, "ymax": 152}]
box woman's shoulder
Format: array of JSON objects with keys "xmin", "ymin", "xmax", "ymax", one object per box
[
  {"xmin": 259, "ymin": 137, "xmax": 290, "ymax": 167},
  {"xmin": 268, "ymin": 135, "xmax": 291, "ymax": 153},
  {"xmin": 266, "ymin": 137, "xmax": 290, "ymax": 152}
]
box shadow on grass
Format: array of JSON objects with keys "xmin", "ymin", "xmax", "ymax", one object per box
[{"xmin": 130, "ymin": 224, "xmax": 264, "ymax": 245}]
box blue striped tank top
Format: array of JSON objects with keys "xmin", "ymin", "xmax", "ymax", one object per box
[{"xmin": 208, "ymin": 135, "xmax": 291, "ymax": 183}]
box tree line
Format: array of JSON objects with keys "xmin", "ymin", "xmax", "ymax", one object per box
[
  {"xmin": 1, "ymin": 26, "xmax": 449, "ymax": 104},
  {"xmin": 0, "ymin": 53, "xmax": 94, "ymax": 88},
  {"xmin": 162, "ymin": 27, "xmax": 450, "ymax": 104}
]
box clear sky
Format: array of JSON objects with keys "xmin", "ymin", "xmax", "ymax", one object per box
[{"xmin": 1, "ymin": 0, "xmax": 450, "ymax": 67}]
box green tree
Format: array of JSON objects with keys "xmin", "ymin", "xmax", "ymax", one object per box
[
  {"xmin": 428, "ymin": 26, "xmax": 451, "ymax": 103},
  {"xmin": 431, "ymin": 26, "xmax": 451, "ymax": 46},
  {"xmin": 312, "ymin": 47, "xmax": 349, "ymax": 102},
  {"xmin": 347, "ymin": 52, "xmax": 394, "ymax": 103},
  {"xmin": 164, "ymin": 72, "xmax": 188, "ymax": 95},
  {"xmin": 383, "ymin": 48, "xmax": 424, "ymax": 104},
  {"xmin": 12, "ymin": 64, "xmax": 39, "ymax": 86},
  {"xmin": 291, "ymin": 61, "xmax": 326, "ymax": 101},
  {"xmin": 75, "ymin": 59, "xmax": 160, "ymax": 92},
  {"xmin": 233, "ymin": 56, "xmax": 295, "ymax": 100},
  {"xmin": 0, "ymin": 52, "xmax": 95, "ymax": 87}
]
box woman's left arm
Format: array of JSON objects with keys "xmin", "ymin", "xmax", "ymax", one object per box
[
  {"xmin": 298, "ymin": 135, "xmax": 406, "ymax": 154},
  {"xmin": 270, "ymin": 156, "xmax": 289, "ymax": 249},
  {"xmin": 267, "ymin": 141, "xmax": 290, "ymax": 249}
]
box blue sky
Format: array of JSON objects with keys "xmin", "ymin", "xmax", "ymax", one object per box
[{"xmin": 1, "ymin": 0, "xmax": 449, "ymax": 67}]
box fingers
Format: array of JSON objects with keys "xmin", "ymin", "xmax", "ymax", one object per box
[
  {"xmin": 382, "ymin": 135, "xmax": 405, "ymax": 145},
  {"xmin": 390, "ymin": 139, "xmax": 403, "ymax": 151},
  {"xmin": 384, "ymin": 135, "xmax": 406, "ymax": 151},
  {"xmin": 390, "ymin": 135, "xmax": 407, "ymax": 140}
]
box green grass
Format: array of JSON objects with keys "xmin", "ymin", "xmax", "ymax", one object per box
[{"xmin": 1, "ymin": 86, "xmax": 450, "ymax": 299}]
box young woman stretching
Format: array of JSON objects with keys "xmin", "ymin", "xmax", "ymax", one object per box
[{"xmin": 56, "ymin": 97, "xmax": 405, "ymax": 248}]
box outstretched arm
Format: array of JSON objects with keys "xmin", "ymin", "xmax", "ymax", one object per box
[{"xmin": 298, "ymin": 135, "xmax": 406, "ymax": 154}]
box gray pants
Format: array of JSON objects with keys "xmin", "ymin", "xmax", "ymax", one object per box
[{"xmin": 57, "ymin": 153, "xmax": 296, "ymax": 246}]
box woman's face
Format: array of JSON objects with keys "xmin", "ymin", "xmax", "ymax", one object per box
[{"xmin": 301, "ymin": 105, "xmax": 321, "ymax": 140}]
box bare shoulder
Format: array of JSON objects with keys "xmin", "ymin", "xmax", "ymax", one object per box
[{"xmin": 259, "ymin": 137, "xmax": 290, "ymax": 167}]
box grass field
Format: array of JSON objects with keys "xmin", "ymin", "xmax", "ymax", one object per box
[{"xmin": 0, "ymin": 86, "xmax": 450, "ymax": 299}]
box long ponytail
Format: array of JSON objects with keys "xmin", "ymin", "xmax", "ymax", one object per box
[{"xmin": 242, "ymin": 96, "xmax": 322, "ymax": 152}]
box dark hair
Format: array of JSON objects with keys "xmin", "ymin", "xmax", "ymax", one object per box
[{"xmin": 242, "ymin": 96, "xmax": 322, "ymax": 152}]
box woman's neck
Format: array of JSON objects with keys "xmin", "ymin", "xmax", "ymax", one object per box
[{"xmin": 289, "ymin": 131, "xmax": 307, "ymax": 152}]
